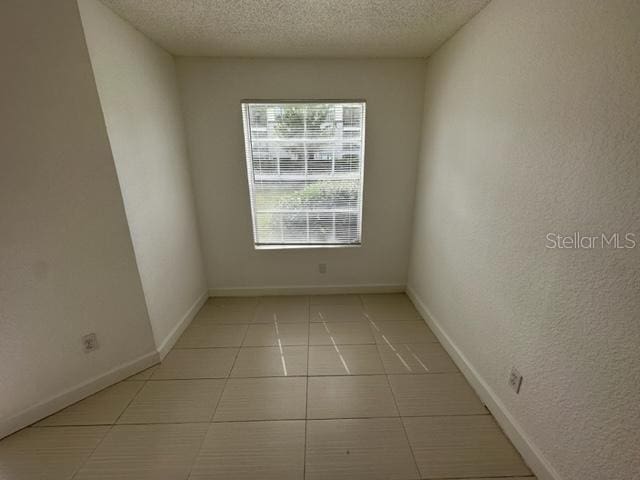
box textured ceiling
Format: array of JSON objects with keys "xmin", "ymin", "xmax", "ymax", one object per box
[{"xmin": 99, "ymin": 0, "xmax": 490, "ymax": 57}]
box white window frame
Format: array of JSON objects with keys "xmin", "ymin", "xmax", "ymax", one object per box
[{"xmin": 241, "ymin": 100, "xmax": 367, "ymax": 250}]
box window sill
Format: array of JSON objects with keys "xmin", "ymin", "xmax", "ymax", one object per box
[{"xmin": 254, "ymin": 243, "xmax": 361, "ymax": 251}]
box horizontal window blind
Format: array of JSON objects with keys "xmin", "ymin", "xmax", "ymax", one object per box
[{"xmin": 242, "ymin": 101, "xmax": 366, "ymax": 247}]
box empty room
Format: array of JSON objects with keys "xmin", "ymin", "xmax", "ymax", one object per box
[{"xmin": 1, "ymin": 0, "xmax": 638, "ymax": 479}]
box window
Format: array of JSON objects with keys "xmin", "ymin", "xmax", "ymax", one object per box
[{"xmin": 242, "ymin": 101, "xmax": 366, "ymax": 248}]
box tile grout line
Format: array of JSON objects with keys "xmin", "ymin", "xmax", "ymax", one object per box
[
  {"xmin": 174, "ymin": 342, "xmax": 440, "ymax": 350},
  {"xmin": 112, "ymin": 378, "xmax": 147, "ymax": 425},
  {"xmin": 33, "ymin": 412, "xmax": 496, "ymax": 429},
  {"xmin": 190, "ymin": 319, "xmax": 426, "ymax": 324},
  {"xmin": 69, "ymin": 377, "xmax": 147, "ymax": 479},
  {"xmin": 385, "ymin": 369, "xmax": 423, "ymax": 478},
  {"xmin": 68, "ymin": 425, "xmax": 111, "ymax": 480},
  {"xmin": 374, "ymin": 296, "xmax": 426, "ymax": 479},
  {"xmin": 209, "ymin": 309, "xmax": 253, "ymax": 422},
  {"xmin": 387, "ymin": 294, "xmax": 470, "ymax": 480},
  {"xmin": 184, "ymin": 300, "xmax": 256, "ymax": 480},
  {"xmin": 303, "ymin": 296, "xmax": 311, "ymax": 480}
]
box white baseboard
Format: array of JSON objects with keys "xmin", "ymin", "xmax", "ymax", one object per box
[
  {"xmin": 155, "ymin": 290, "xmax": 208, "ymax": 359},
  {"xmin": 406, "ymin": 285, "xmax": 562, "ymax": 480},
  {"xmin": 209, "ymin": 283, "xmax": 405, "ymax": 297},
  {"xmin": 0, "ymin": 349, "xmax": 159, "ymax": 439},
  {"xmin": 1, "ymin": 291, "xmax": 209, "ymax": 439}
]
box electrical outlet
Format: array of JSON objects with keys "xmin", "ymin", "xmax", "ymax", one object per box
[
  {"xmin": 318, "ymin": 263, "xmax": 327, "ymax": 274},
  {"xmin": 508, "ymin": 367, "xmax": 523, "ymax": 393},
  {"xmin": 82, "ymin": 333, "xmax": 99, "ymax": 353}
]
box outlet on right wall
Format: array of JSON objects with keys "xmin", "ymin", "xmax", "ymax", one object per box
[{"xmin": 407, "ymin": 1, "xmax": 640, "ymax": 480}]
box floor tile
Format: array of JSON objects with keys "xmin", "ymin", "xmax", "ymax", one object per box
[
  {"xmin": 75, "ymin": 423, "xmax": 208, "ymax": 480},
  {"xmin": 360, "ymin": 293, "xmax": 411, "ymax": 305},
  {"xmin": 259, "ymin": 295, "xmax": 309, "ymax": 306},
  {"xmin": 378, "ymin": 343, "xmax": 458, "ymax": 374},
  {"xmin": 4, "ymin": 294, "xmax": 532, "ymax": 480},
  {"xmin": 309, "ymin": 294, "xmax": 362, "ymax": 305},
  {"xmin": 254, "ymin": 303, "xmax": 309, "ymax": 323},
  {"xmin": 193, "ymin": 304, "xmax": 255, "ymax": 324},
  {"xmin": 36, "ymin": 381, "xmax": 143, "ymax": 426},
  {"xmin": 363, "ymin": 302, "xmax": 421, "ymax": 321},
  {"xmin": 243, "ymin": 323, "xmax": 309, "ymax": 346},
  {"xmin": 151, "ymin": 348, "xmax": 238, "ymax": 379},
  {"xmin": 214, "ymin": 377, "xmax": 307, "ymax": 421},
  {"xmin": 190, "ymin": 420, "xmax": 305, "ymax": 480},
  {"xmin": 208, "ymin": 296, "xmax": 259, "ymax": 306},
  {"xmin": 231, "ymin": 346, "xmax": 308, "ymax": 377},
  {"xmin": 309, "ymin": 322, "xmax": 374, "ymax": 345},
  {"xmin": 117, "ymin": 379, "xmax": 224, "ymax": 424},
  {"xmin": 310, "ymin": 304, "xmax": 367, "ymax": 323},
  {"xmin": 306, "ymin": 417, "xmax": 419, "ymax": 480},
  {"xmin": 200, "ymin": 302, "xmax": 256, "ymax": 313},
  {"xmin": 308, "ymin": 345, "xmax": 384, "ymax": 375},
  {"xmin": 175, "ymin": 323, "xmax": 247, "ymax": 348},
  {"xmin": 126, "ymin": 365, "xmax": 158, "ymax": 381},
  {"xmin": 307, "ymin": 375, "xmax": 398, "ymax": 419},
  {"xmin": 0, "ymin": 426, "xmax": 108, "ymax": 480},
  {"xmin": 372, "ymin": 321, "xmax": 437, "ymax": 344},
  {"xmin": 389, "ymin": 373, "xmax": 487, "ymax": 416},
  {"xmin": 403, "ymin": 416, "xmax": 531, "ymax": 479}
]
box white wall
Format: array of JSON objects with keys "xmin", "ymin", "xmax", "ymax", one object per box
[
  {"xmin": 176, "ymin": 58, "xmax": 426, "ymax": 293},
  {"xmin": 408, "ymin": 1, "xmax": 640, "ymax": 480},
  {"xmin": 78, "ymin": 0, "xmax": 208, "ymax": 353},
  {"xmin": 0, "ymin": 0, "xmax": 157, "ymax": 436}
]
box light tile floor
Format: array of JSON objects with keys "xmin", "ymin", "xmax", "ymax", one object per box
[{"xmin": 0, "ymin": 294, "xmax": 535, "ymax": 480}]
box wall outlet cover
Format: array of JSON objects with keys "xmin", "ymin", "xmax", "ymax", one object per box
[{"xmin": 82, "ymin": 333, "xmax": 99, "ymax": 353}]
